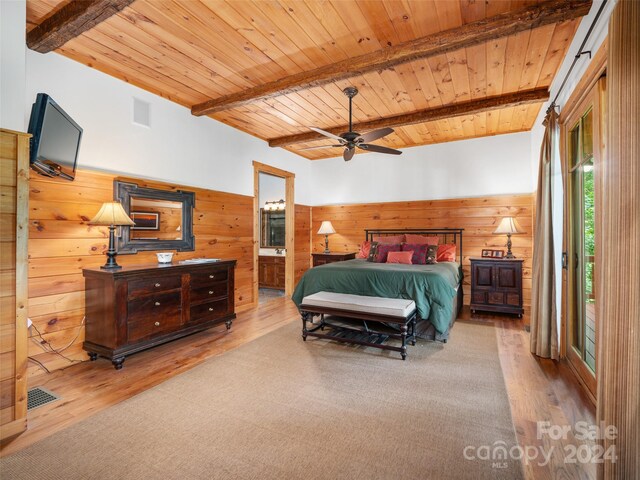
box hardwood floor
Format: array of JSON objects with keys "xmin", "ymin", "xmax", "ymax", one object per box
[
  {"xmin": 1, "ymin": 299, "xmax": 595, "ymax": 479},
  {"xmin": 466, "ymin": 308, "xmax": 597, "ymax": 480}
]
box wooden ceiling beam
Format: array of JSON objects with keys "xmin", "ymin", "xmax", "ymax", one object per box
[
  {"xmin": 27, "ymin": 0, "xmax": 136, "ymax": 53},
  {"xmin": 268, "ymin": 88, "xmax": 550, "ymax": 148},
  {"xmin": 191, "ymin": 0, "xmax": 590, "ymax": 116}
]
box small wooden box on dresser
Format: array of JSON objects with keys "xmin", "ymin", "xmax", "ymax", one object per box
[
  {"xmin": 83, "ymin": 260, "xmax": 236, "ymax": 369},
  {"xmin": 312, "ymin": 252, "xmax": 356, "ymax": 267},
  {"xmin": 470, "ymin": 258, "xmax": 524, "ymax": 317}
]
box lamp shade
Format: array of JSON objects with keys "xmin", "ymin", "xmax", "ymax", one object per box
[
  {"xmin": 493, "ymin": 217, "xmax": 524, "ymax": 235},
  {"xmin": 89, "ymin": 202, "xmax": 135, "ymax": 226},
  {"xmin": 317, "ymin": 221, "xmax": 336, "ymax": 235}
]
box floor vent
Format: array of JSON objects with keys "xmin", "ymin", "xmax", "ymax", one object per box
[{"xmin": 27, "ymin": 387, "xmax": 60, "ymax": 411}]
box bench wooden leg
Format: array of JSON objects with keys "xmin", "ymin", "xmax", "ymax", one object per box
[
  {"xmin": 401, "ymin": 324, "xmax": 408, "ymax": 360},
  {"xmin": 411, "ymin": 315, "xmax": 417, "ymax": 346},
  {"xmin": 301, "ymin": 312, "xmax": 309, "ymax": 341}
]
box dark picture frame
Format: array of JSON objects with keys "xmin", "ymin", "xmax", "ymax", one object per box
[
  {"xmin": 481, "ymin": 249, "xmax": 493, "ymax": 257},
  {"xmin": 131, "ymin": 211, "xmax": 159, "ymax": 230},
  {"xmin": 492, "ymin": 250, "xmax": 505, "ymax": 258}
]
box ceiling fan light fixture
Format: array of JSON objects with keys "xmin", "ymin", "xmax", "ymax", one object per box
[{"xmin": 308, "ymin": 86, "xmax": 402, "ymax": 161}]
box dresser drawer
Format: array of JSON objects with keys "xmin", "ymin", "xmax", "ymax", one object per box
[
  {"xmin": 191, "ymin": 267, "xmax": 229, "ymax": 287},
  {"xmin": 128, "ymin": 275, "xmax": 182, "ymax": 298},
  {"xmin": 190, "ymin": 298, "xmax": 229, "ymax": 323},
  {"xmin": 128, "ymin": 311, "xmax": 183, "ymax": 343},
  {"xmin": 191, "ymin": 282, "xmax": 228, "ymax": 303},
  {"xmin": 128, "ymin": 291, "xmax": 182, "ymax": 323}
]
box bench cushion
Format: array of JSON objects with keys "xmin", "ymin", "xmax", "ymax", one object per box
[{"xmin": 301, "ymin": 292, "xmax": 416, "ymax": 318}]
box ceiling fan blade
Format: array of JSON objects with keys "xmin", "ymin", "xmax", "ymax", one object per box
[
  {"xmin": 358, "ymin": 144, "xmax": 402, "ymax": 155},
  {"xmin": 298, "ymin": 144, "xmax": 343, "ymax": 151},
  {"xmin": 358, "ymin": 127, "xmax": 394, "ymax": 143},
  {"xmin": 343, "ymin": 147, "xmax": 355, "ymax": 161},
  {"xmin": 309, "ymin": 127, "xmax": 345, "ymax": 143}
]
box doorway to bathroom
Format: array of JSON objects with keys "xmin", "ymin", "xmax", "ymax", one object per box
[{"xmin": 253, "ymin": 162, "xmax": 294, "ymax": 306}]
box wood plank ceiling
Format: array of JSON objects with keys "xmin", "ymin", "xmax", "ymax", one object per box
[{"xmin": 26, "ymin": 0, "xmax": 584, "ymax": 160}]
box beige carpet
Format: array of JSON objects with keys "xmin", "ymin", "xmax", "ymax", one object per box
[{"xmin": 1, "ymin": 321, "xmax": 523, "ymax": 480}]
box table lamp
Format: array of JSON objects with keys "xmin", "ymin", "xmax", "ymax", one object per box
[
  {"xmin": 493, "ymin": 217, "xmax": 524, "ymax": 259},
  {"xmin": 90, "ymin": 202, "xmax": 135, "ymax": 269},
  {"xmin": 317, "ymin": 221, "xmax": 336, "ymax": 254}
]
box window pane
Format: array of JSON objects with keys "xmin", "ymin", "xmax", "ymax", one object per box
[
  {"xmin": 570, "ymin": 124, "xmax": 581, "ymax": 168},
  {"xmin": 582, "ymin": 161, "xmax": 596, "ymax": 372}
]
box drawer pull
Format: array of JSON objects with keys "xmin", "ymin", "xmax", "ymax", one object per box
[
  {"xmin": 209, "ymin": 290, "xmax": 214, "ymax": 295},
  {"xmin": 155, "ymin": 283, "xmax": 161, "ymax": 288},
  {"xmin": 208, "ymin": 307, "xmax": 214, "ymax": 312},
  {"xmin": 209, "ymin": 274, "xmax": 215, "ymax": 279},
  {"xmin": 154, "ymin": 301, "xmax": 161, "ymax": 306},
  {"xmin": 154, "ymin": 322, "xmax": 160, "ymax": 327}
]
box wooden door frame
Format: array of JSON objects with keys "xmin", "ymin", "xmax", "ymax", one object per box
[
  {"xmin": 558, "ymin": 42, "xmax": 607, "ymax": 402},
  {"xmin": 253, "ymin": 161, "xmax": 295, "ymax": 303}
]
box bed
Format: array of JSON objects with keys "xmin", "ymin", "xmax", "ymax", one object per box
[{"xmin": 291, "ymin": 228, "xmax": 464, "ymax": 342}]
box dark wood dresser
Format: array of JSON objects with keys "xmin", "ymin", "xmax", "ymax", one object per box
[
  {"xmin": 312, "ymin": 252, "xmax": 356, "ymax": 267},
  {"xmin": 470, "ymin": 258, "xmax": 524, "ymax": 317},
  {"xmin": 83, "ymin": 260, "xmax": 236, "ymax": 369},
  {"xmin": 258, "ymin": 255, "xmax": 285, "ymax": 289}
]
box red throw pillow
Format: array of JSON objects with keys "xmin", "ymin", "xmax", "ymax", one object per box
[
  {"xmin": 437, "ymin": 244, "xmax": 457, "ymax": 262},
  {"xmin": 387, "ymin": 251, "xmax": 413, "ymax": 264},
  {"xmin": 405, "ymin": 234, "xmax": 439, "ymax": 246},
  {"xmin": 356, "ymin": 241, "xmax": 371, "ymax": 259},
  {"xmin": 374, "ymin": 244, "xmax": 402, "ymax": 263},
  {"xmin": 402, "ymin": 243, "xmax": 429, "ymax": 264},
  {"xmin": 372, "ymin": 234, "xmax": 406, "ymax": 244}
]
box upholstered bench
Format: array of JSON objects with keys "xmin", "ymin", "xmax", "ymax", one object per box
[{"xmin": 299, "ymin": 292, "xmax": 417, "ymax": 360}]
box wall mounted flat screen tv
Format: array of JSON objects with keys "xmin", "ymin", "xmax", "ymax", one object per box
[{"xmin": 27, "ymin": 93, "xmax": 83, "ymax": 181}]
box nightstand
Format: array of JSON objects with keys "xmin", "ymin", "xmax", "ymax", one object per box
[
  {"xmin": 470, "ymin": 258, "xmax": 524, "ymax": 317},
  {"xmin": 312, "ymin": 252, "xmax": 356, "ymax": 267}
]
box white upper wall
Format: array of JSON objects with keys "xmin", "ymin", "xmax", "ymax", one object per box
[
  {"xmin": 308, "ymin": 131, "xmax": 532, "ymax": 206},
  {"xmin": 0, "ymin": 0, "xmax": 26, "ymax": 131},
  {"xmin": 23, "ymin": 49, "xmax": 315, "ymax": 204}
]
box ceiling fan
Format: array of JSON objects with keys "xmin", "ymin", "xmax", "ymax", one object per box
[{"xmin": 302, "ymin": 87, "xmax": 402, "ymax": 161}]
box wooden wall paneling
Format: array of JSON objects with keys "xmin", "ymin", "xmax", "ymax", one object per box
[
  {"xmin": 310, "ymin": 194, "xmax": 535, "ymax": 318},
  {"xmin": 26, "ymin": 168, "xmax": 254, "ymax": 376},
  {"xmin": 0, "ymin": 129, "xmax": 30, "ymax": 441}
]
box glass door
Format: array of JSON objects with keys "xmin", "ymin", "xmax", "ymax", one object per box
[{"xmin": 564, "ymin": 78, "xmax": 604, "ymax": 397}]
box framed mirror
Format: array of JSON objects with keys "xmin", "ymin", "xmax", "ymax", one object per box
[
  {"xmin": 114, "ymin": 180, "xmax": 195, "ymax": 254},
  {"xmin": 260, "ymin": 209, "xmax": 285, "ymax": 248}
]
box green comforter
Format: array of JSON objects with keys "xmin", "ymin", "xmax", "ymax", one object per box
[{"xmin": 291, "ymin": 259, "xmax": 461, "ymax": 334}]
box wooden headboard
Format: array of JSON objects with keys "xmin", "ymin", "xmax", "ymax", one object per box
[{"xmin": 365, "ymin": 228, "xmax": 464, "ymax": 262}]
